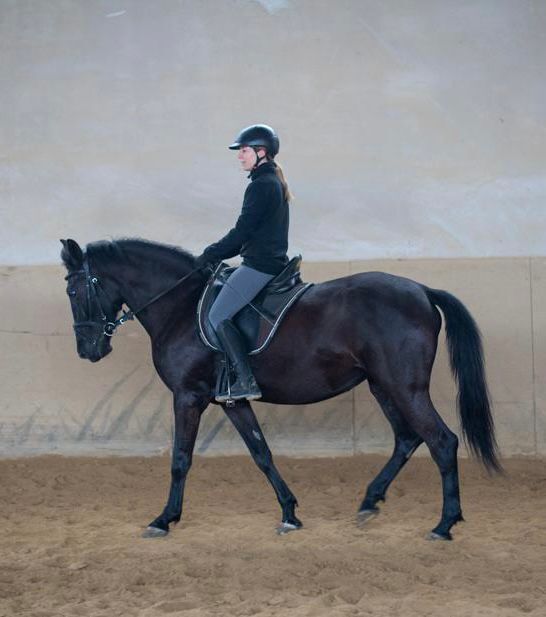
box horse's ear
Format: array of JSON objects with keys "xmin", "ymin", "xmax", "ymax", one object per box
[{"xmin": 60, "ymin": 238, "xmax": 84, "ymax": 270}]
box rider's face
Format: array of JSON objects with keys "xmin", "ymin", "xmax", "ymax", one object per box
[{"xmin": 238, "ymin": 146, "xmax": 265, "ymax": 172}]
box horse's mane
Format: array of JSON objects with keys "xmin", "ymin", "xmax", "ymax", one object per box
[{"xmin": 86, "ymin": 238, "xmax": 197, "ymax": 272}]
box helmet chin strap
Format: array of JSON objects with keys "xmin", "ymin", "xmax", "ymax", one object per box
[{"xmin": 251, "ymin": 147, "xmax": 268, "ymax": 171}]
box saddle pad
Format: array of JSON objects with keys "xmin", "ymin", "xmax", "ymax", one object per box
[{"xmin": 197, "ymin": 267, "xmax": 312, "ymax": 356}]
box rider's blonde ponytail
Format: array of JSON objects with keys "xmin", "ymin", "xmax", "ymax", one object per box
[{"xmin": 274, "ymin": 162, "xmax": 293, "ymax": 203}]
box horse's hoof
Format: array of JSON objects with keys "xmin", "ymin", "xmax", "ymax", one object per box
[
  {"xmin": 142, "ymin": 526, "xmax": 168, "ymax": 538},
  {"xmin": 425, "ymin": 531, "xmax": 452, "ymax": 541},
  {"xmin": 276, "ymin": 522, "xmax": 301, "ymax": 535},
  {"xmin": 356, "ymin": 508, "xmax": 380, "ymax": 527}
]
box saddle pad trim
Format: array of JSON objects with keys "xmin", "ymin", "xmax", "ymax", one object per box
[
  {"xmin": 249, "ymin": 282, "xmax": 312, "ymax": 355},
  {"xmin": 196, "ymin": 281, "xmax": 221, "ymax": 352}
]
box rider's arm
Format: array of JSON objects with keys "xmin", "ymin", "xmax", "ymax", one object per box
[{"xmin": 198, "ymin": 180, "xmax": 274, "ymax": 263}]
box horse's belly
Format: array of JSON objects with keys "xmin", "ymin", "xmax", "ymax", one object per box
[{"xmin": 255, "ymin": 353, "xmax": 367, "ymax": 405}]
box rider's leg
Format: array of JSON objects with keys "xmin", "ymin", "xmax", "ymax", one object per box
[
  {"xmin": 209, "ymin": 265, "xmax": 274, "ymax": 401},
  {"xmin": 215, "ymin": 319, "xmax": 261, "ymax": 400}
]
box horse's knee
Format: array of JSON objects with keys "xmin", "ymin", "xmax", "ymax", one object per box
[{"xmin": 171, "ymin": 451, "xmax": 192, "ymax": 481}]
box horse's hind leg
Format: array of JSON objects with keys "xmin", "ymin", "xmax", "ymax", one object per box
[
  {"xmin": 392, "ymin": 388, "xmax": 463, "ymax": 540},
  {"xmin": 357, "ymin": 383, "xmax": 423, "ymax": 524},
  {"xmin": 222, "ymin": 400, "xmax": 302, "ymax": 534}
]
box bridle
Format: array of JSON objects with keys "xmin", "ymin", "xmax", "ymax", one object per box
[{"xmin": 67, "ymin": 259, "xmax": 205, "ymax": 345}]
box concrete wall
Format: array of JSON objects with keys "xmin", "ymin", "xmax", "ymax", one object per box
[{"xmin": 1, "ymin": 258, "xmax": 545, "ymax": 459}]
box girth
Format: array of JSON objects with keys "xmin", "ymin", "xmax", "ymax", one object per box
[{"xmin": 197, "ymin": 256, "xmax": 312, "ymax": 355}]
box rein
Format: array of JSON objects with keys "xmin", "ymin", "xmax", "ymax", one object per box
[{"xmin": 68, "ymin": 260, "xmax": 205, "ymax": 340}]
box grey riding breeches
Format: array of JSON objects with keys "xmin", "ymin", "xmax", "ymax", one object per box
[{"xmin": 208, "ymin": 265, "xmax": 274, "ymax": 331}]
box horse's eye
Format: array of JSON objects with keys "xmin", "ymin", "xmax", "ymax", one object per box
[{"xmin": 67, "ymin": 289, "xmax": 76, "ymax": 297}]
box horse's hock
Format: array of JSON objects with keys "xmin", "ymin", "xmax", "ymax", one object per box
[{"xmin": 1, "ymin": 257, "xmax": 545, "ymax": 459}]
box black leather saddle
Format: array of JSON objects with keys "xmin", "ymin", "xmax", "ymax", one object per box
[{"xmin": 197, "ymin": 256, "xmax": 313, "ymax": 355}]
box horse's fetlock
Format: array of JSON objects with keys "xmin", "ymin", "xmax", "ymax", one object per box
[
  {"xmin": 163, "ymin": 508, "xmax": 182, "ymax": 525},
  {"xmin": 281, "ymin": 496, "xmax": 298, "ymax": 511},
  {"xmin": 150, "ymin": 517, "xmax": 169, "ymax": 532}
]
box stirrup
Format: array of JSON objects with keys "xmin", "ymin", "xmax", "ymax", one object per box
[
  {"xmin": 227, "ymin": 376, "xmax": 262, "ymax": 401},
  {"xmin": 214, "ymin": 357, "xmax": 261, "ymax": 403},
  {"xmin": 214, "ymin": 392, "xmax": 233, "ymax": 403},
  {"xmin": 232, "ymin": 391, "xmax": 262, "ymax": 401}
]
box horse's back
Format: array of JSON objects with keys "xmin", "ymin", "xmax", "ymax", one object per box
[
  {"xmin": 298, "ymin": 270, "xmax": 438, "ymax": 322},
  {"xmin": 268, "ymin": 269, "xmax": 441, "ymax": 357}
]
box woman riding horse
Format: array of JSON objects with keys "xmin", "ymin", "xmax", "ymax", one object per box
[{"xmin": 195, "ymin": 124, "xmax": 292, "ymax": 402}]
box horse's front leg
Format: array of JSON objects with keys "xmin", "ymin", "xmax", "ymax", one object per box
[
  {"xmin": 143, "ymin": 392, "xmax": 206, "ymax": 538},
  {"xmin": 222, "ymin": 400, "xmax": 302, "ymax": 535}
]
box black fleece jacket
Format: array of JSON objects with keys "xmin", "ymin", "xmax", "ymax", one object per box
[{"xmin": 200, "ymin": 161, "xmax": 289, "ymax": 275}]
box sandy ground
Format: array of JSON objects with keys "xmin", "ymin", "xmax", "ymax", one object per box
[{"xmin": 1, "ymin": 454, "xmax": 545, "ymax": 617}]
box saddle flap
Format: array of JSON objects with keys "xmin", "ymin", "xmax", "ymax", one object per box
[{"xmin": 197, "ymin": 257, "xmax": 312, "ymax": 355}]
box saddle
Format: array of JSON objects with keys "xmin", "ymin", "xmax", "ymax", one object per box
[{"xmin": 197, "ymin": 256, "xmax": 313, "ymax": 356}]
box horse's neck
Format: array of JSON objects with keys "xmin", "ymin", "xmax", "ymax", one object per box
[{"xmin": 102, "ymin": 248, "xmax": 202, "ymax": 338}]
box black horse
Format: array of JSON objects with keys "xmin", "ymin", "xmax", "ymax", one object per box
[{"xmin": 60, "ymin": 237, "xmax": 500, "ymax": 540}]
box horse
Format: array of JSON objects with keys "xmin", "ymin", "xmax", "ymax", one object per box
[{"xmin": 60, "ymin": 237, "xmax": 500, "ymax": 541}]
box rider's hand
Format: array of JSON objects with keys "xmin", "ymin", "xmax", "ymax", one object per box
[{"xmin": 194, "ymin": 253, "xmax": 216, "ymax": 272}]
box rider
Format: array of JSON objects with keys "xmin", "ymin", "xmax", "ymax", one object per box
[{"xmin": 195, "ymin": 124, "xmax": 292, "ymax": 401}]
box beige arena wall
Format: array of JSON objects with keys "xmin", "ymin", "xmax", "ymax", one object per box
[
  {"xmin": 1, "ymin": 257, "xmax": 545, "ymax": 459},
  {"xmin": 2, "ymin": 2, "xmax": 546, "ymax": 458}
]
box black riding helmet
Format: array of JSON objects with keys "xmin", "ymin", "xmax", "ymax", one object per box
[{"xmin": 228, "ymin": 125, "xmax": 280, "ymax": 166}]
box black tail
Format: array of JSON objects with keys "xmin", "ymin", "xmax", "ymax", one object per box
[{"xmin": 425, "ymin": 288, "xmax": 501, "ymax": 472}]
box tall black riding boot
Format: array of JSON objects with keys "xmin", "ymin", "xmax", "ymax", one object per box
[{"xmin": 215, "ymin": 319, "xmax": 262, "ymax": 401}]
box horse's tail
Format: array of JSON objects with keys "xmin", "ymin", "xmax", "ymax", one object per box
[{"xmin": 425, "ymin": 287, "xmax": 502, "ymax": 472}]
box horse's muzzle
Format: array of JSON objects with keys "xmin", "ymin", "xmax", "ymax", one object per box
[{"xmin": 78, "ymin": 343, "xmax": 112, "ymax": 362}]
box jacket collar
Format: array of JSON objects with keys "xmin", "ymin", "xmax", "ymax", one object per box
[{"xmin": 249, "ymin": 160, "xmax": 277, "ymax": 180}]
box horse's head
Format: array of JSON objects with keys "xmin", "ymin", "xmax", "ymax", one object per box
[{"xmin": 60, "ymin": 238, "xmax": 123, "ymax": 362}]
